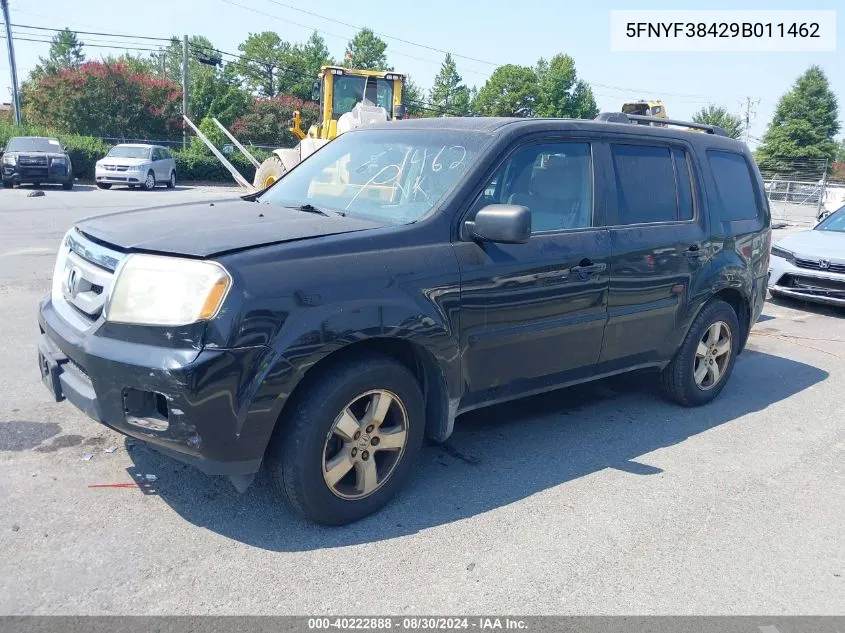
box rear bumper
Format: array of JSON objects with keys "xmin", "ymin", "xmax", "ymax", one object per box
[{"xmin": 37, "ymin": 296, "xmax": 276, "ymax": 477}]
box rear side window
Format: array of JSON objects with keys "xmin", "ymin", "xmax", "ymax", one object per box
[
  {"xmin": 610, "ymin": 144, "xmax": 677, "ymax": 224},
  {"xmin": 706, "ymin": 150, "xmax": 760, "ymax": 221}
]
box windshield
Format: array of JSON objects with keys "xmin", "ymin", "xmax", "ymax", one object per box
[
  {"xmin": 815, "ymin": 205, "xmax": 845, "ymax": 232},
  {"xmin": 107, "ymin": 146, "xmax": 152, "ymax": 159},
  {"xmin": 6, "ymin": 137, "xmax": 63, "ymax": 153},
  {"xmin": 257, "ymin": 129, "xmax": 489, "ymax": 224},
  {"xmin": 332, "ymin": 75, "xmax": 394, "ymax": 118}
]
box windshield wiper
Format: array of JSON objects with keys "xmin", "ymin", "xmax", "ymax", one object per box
[{"xmin": 287, "ymin": 203, "xmax": 345, "ymax": 217}]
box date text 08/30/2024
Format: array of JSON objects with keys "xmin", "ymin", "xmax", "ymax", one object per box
[{"xmin": 307, "ymin": 617, "xmax": 528, "ymax": 630}]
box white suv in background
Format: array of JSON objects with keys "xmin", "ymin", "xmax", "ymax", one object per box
[{"xmin": 95, "ymin": 144, "xmax": 177, "ymax": 190}]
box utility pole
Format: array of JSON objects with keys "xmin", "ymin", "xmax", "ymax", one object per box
[
  {"xmin": 1, "ymin": 0, "xmax": 22, "ymax": 125},
  {"xmin": 741, "ymin": 97, "xmax": 759, "ymax": 145},
  {"xmin": 182, "ymin": 34, "xmax": 189, "ymax": 149}
]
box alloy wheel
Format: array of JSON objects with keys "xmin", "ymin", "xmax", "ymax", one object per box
[
  {"xmin": 694, "ymin": 321, "xmax": 732, "ymax": 391},
  {"xmin": 321, "ymin": 389, "xmax": 409, "ymax": 500}
]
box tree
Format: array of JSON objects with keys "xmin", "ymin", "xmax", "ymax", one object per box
[
  {"xmin": 692, "ymin": 104, "xmax": 744, "ymax": 140},
  {"xmin": 236, "ymin": 32, "xmax": 291, "ymax": 96},
  {"xmin": 835, "ymin": 138, "xmax": 845, "ymax": 162},
  {"xmin": 279, "ymin": 31, "xmax": 334, "ymax": 101},
  {"xmin": 230, "ymin": 95, "xmax": 320, "ymax": 147},
  {"xmin": 31, "ymin": 28, "xmax": 85, "ymax": 79},
  {"xmin": 402, "ymin": 77, "xmax": 427, "ymax": 117},
  {"xmin": 343, "ymin": 28, "xmax": 389, "ymax": 71},
  {"xmin": 157, "ymin": 35, "xmax": 229, "ymax": 118},
  {"xmin": 756, "ymin": 65, "xmax": 840, "ymax": 168},
  {"xmin": 473, "ymin": 65, "xmax": 538, "ymax": 117},
  {"xmin": 104, "ymin": 53, "xmax": 156, "ymax": 76},
  {"xmin": 429, "ymin": 54, "xmax": 470, "ymax": 116},
  {"xmin": 535, "ymin": 54, "xmax": 597, "ymax": 119},
  {"xmin": 22, "ymin": 61, "xmax": 182, "ymax": 138}
]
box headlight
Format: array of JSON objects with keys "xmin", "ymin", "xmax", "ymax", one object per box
[
  {"xmin": 770, "ymin": 245, "xmax": 795, "ymax": 262},
  {"xmin": 51, "ymin": 157, "xmax": 67, "ymax": 165},
  {"xmin": 2, "ymin": 154, "xmax": 16, "ymax": 165},
  {"xmin": 130, "ymin": 163, "xmax": 147, "ymax": 172},
  {"xmin": 105, "ymin": 254, "xmax": 231, "ymax": 326}
]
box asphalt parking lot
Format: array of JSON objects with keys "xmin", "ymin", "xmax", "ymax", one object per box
[{"xmin": 0, "ymin": 184, "xmax": 843, "ymax": 615}]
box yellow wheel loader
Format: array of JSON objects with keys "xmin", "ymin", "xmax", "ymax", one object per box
[
  {"xmin": 622, "ymin": 100, "xmax": 667, "ymax": 124},
  {"xmin": 253, "ymin": 66, "xmax": 408, "ymax": 189}
]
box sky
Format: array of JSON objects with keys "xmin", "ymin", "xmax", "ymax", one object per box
[{"xmin": 1, "ymin": 0, "xmax": 842, "ymax": 148}]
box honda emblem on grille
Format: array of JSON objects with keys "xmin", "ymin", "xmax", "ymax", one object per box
[
  {"xmin": 64, "ymin": 265, "xmax": 82, "ymax": 298},
  {"xmin": 818, "ymin": 259, "xmax": 830, "ymax": 269}
]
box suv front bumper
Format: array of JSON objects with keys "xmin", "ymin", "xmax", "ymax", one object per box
[{"xmin": 37, "ymin": 296, "xmax": 276, "ymax": 482}]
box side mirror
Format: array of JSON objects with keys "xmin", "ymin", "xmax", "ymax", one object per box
[
  {"xmin": 311, "ymin": 80, "xmax": 320, "ymax": 102},
  {"xmin": 465, "ymin": 204, "xmax": 531, "ymax": 244}
]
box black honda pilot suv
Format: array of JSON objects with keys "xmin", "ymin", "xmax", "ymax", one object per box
[{"xmin": 37, "ymin": 114, "xmax": 771, "ymax": 525}]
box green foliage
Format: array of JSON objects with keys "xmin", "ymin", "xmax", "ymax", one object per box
[
  {"xmin": 834, "ymin": 138, "xmax": 845, "ymax": 163},
  {"xmin": 189, "ymin": 117, "xmax": 227, "ymax": 154},
  {"xmin": 22, "ymin": 61, "xmax": 182, "ymax": 139},
  {"xmin": 279, "ymin": 32, "xmax": 334, "ymax": 101},
  {"xmin": 173, "ymin": 149, "xmax": 263, "ymax": 183},
  {"xmin": 756, "ymin": 65, "xmax": 840, "ymax": 167},
  {"xmin": 61, "ymin": 134, "xmax": 112, "ymax": 179},
  {"xmin": 231, "ymin": 95, "xmax": 320, "ymax": 147},
  {"xmin": 343, "ymin": 29, "xmax": 390, "ymax": 71},
  {"xmin": 31, "ymin": 28, "xmax": 85, "ymax": 80},
  {"xmin": 429, "ymin": 54, "xmax": 471, "ymax": 116},
  {"xmin": 692, "ymin": 104, "xmax": 744, "ymax": 140},
  {"xmin": 474, "ymin": 65, "xmax": 538, "ymax": 117},
  {"xmin": 236, "ymin": 32, "xmax": 291, "ymax": 97},
  {"xmin": 104, "ymin": 53, "xmax": 157, "ymax": 76},
  {"xmin": 402, "ymin": 77, "xmax": 427, "ymax": 117},
  {"xmin": 534, "ymin": 54, "xmax": 598, "ymax": 119}
]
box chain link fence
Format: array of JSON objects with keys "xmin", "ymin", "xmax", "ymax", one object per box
[{"xmin": 758, "ymin": 158, "xmax": 845, "ymax": 226}]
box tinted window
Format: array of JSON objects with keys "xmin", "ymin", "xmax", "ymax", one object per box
[
  {"xmin": 475, "ymin": 142, "xmax": 593, "ymax": 233},
  {"xmin": 673, "ymin": 148, "xmax": 694, "ymax": 221},
  {"xmin": 707, "ymin": 150, "xmax": 760, "ymax": 221},
  {"xmin": 6, "ymin": 137, "xmax": 63, "ymax": 152},
  {"xmin": 611, "ymin": 144, "xmax": 677, "ymax": 224}
]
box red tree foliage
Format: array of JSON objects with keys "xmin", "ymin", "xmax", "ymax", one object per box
[
  {"xmin": 23, "ymin": 61, "xmax": 183, "ymax": 139},
  {"xmin": 230, "ymin": 95, "xmax": 320, "ymax": 147}
]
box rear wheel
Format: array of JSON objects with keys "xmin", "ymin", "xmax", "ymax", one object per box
[
  {"xmin": 1, "ymin": 179, "xmax": 12, "ymax": 188},
  {"xmin": 254, "ymin": 155, "xmax": 286, "ymax": 189},
  {"xmin": 166, "ymin": 171, "xmax": 176, "ymax": 189},
  {"xmin": 265, "ymin": 353, "xmax": 425, "ymax": 525},
  {"xmin": 62, "ymin": 179, "xmax": 73, "ymax": 190},
  {"xmin": 96, "ymin": 183, "xmax": 112, "ymax": 190},
  {"xmin": 659, "ymin": 299, "xmax": 740, "ymax": 406},
  {"xmin": 143, "ymin": 170, "xmax": 156, "ymax": 190}
]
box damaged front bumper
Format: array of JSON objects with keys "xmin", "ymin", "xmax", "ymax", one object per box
[
  {"xmin": 768, "ymin": 255, "xmax": 845, "ymax": 307},
  {"xmin": 37, "ymin": 296, "xmax": 275, "ymax": 489}
]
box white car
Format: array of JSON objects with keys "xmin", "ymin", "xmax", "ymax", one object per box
[
  {"xmin": 95, "ymin": 144, "xmax": 177, "ymax": 190},
  {"xmin": 768, "ymin": 204, "xmax": 845, "ymax": 307}
]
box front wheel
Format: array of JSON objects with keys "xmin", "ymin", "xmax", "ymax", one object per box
[
  {"xmin": 142, "ymin": 170, "xmax": 156, "ymax": 190},
  {"xmin": 265, "ymin": 353, "xmax": 425, "ymax": 525},
  {"xmin": 96, "ymin": 183, "xmax": 112, "ymax": 190},
  {"xmin": 166, "ymin": 171, "xmax": 176, "ymax": 189},
  {"xmin": 62, "ymin": 179, "xmax": 73, "ymax": 190},
  {"xmin": 1, "ymin": 179, "xmax": 12, "ymax": 189},
  {"xmin": 659, "ymin": 299, "xmax": 740, "ymax": 406}
]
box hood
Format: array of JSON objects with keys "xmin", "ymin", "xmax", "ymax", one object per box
[
  {"xmin": 75, "ymin": 198, "xmax": 386, "ymax": 257},
  {"xmin": 98, "ymin": 157, "xmax": 151, "ymax": 166},
  {"xmin": 775, "ymin": 229, "xmax": 845, "ymax": 262}
]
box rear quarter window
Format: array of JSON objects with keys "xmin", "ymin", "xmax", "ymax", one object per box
[{"xmin": 706, "ymin": 150, "xmax": 761, "ymax": 221}]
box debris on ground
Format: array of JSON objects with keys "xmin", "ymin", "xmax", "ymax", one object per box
[
  {"xmin": 11, "ymin": 524, "xmax": 20, "ymax": 532},
  {"xmin": 82, "ymin": 453, "xmax": 94, "ymax": 461},
  {"xmin": 27, "ymin": 190, "xmax": 45, "ymax": 198},
  {"xmin": 467, "ymin": 562, "xmax": 476, "ymax": 571},
  {"xmin": 104, "ymin": 446, "xmax": 118, "ymax": 454}
]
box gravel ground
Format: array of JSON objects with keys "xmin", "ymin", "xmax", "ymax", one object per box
[{"xmin": 0, "ymin": 185, "xmax": 842, "ymax": 615}]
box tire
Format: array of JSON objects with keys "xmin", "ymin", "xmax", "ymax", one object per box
[
  {"xmin": 254, "ymin": 155, "xmax": 286, "ymax": 190},
  {"xmin": 142, "ymin": 170, "xmax": 156, "ymax": 190},
  {"xmin": 96, "ymin": 183, "xmax": 112, "ymax": 190},
  {"xmin": 1, "ymin": 179, "xmax": 12, "ymax": 189},
  {"xmin": 62, "ymin": 180, "xmax": 73, "ymax": 190},
  {"xmin": 265, "ymin": 352, "xmax": 425, "ymax": 526},
  {"xmin": 166, "ymin": 171, "xmax": 176, "ymax": 189},
  {"xmin": 659, "ymin": 299, "xmax": 741, "ymax": 407}
]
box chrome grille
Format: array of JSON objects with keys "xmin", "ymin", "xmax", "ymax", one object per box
[
  {"xmin": 795, "ymin": 258, "xmax": 845, "ymax": 274},
  {"xmin": 103, "ymin": 164, "xmax": 130, "ymax": 172},
  {"xmin": 52, "ymin": 229, "xmax": 124, "ymax": 330}
]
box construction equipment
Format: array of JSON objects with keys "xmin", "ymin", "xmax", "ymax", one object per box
[
  {"xmin": 622, "ymin": 100, "xmax": 667, "ymax": 121},
  {"xmin": 251, "ymin": 65, "xmax": 408, "ymax": 189}
]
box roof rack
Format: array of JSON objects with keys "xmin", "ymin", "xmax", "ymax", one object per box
[{"xmin": 594, "ymin": 112, "xmax": 729, "ymax": 136}]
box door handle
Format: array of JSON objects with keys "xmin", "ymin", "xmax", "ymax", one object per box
[
  {"xmin": 684, "ymin": 244, "xmax": 705, "ymax": 258},
  {"xmin": 571, "ymin": 260, "xmax": 607, "ymax": 274}
]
